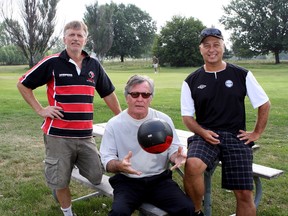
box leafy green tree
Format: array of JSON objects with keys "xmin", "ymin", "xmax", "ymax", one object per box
[
  {"xmin": 154, "ymin": 16, "xmax": 205, "ymax": 67},
  {"xmin": 223, "ymin": 46, "xmax": 233, "ymax": 59},
  {"xmin": 0, "ymin": 45, "xmax": 27, "ymax": 65},
  {"xmin": 230, "ymin": 34, "xmax": 256, "ymax": 59},
  {"xmin": 220, "ymin": 0, "xmax": 288, "ymax": 63},
  {"xmin": 108, "ymin": 3, "xmax": 156, "ymax": 62},
  {"xmin": 0, "ymin": 22, "xmax": 11, "ymax": 46},
  {"xmin": 0, "ymin": 22, "xmax": 27, "ymax": 65},
  {"xmin": 49, "ymin": 38, "xmax": 65, "ymax": 54},
  {"xmin": 84, "ymin": 2, "xmax": 115, "ymax": 62},
  {"xmin": 1, "ymin": 0, "xmax": 59, "ymax": 67}
]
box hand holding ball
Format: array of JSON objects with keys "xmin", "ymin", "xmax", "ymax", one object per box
[{"xmin": 137, "ymin": 118, "xmax": 173, "ymax": 154}]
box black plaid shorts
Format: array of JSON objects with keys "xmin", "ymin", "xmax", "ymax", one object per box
[{"xmin": 187, "ymin": 130, "xmax": 254, "ymax": 190}]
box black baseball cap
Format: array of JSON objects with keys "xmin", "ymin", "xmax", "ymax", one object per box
[{"xmin": 199, "ymin": 28, "xmax": 224, "ymax": 44}]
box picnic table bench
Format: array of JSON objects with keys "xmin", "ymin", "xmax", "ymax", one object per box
[{"xmin": 71, "ymin": 123, "xmax": 284, "ymax": 216}]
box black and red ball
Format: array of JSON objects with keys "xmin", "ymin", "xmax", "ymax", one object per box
[{"xmin": 137, "ymin": 118, "xmax": 173, "ymax": 154}]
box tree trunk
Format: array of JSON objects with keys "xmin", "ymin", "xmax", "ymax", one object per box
[
  {"xmin": 274, "ymin": 51, "xmax": 280, "ymax": 64},
  {"xmin": 29, "ymin": 56, "xmax": 34, "ymax": 68},
  {"xmin": 120, "ymin": 55, "xmax": 124, "ymax": 62}
]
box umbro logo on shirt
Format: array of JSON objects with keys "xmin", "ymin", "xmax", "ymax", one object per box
[{"xmin": 197, "ymin": 84, "xmax": 206, "ymax": 89}]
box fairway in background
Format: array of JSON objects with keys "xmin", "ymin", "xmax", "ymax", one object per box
[{"xmin": 0, "ymin": 61, "xmax": 287, "ymax": 216}]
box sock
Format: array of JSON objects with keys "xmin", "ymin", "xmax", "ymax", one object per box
[{"xmin": 61, "ymin": 205, "xmax": 73, "ymax": 216}]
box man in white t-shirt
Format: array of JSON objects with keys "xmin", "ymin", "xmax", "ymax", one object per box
[{"xmin": 100, "ymin": 75, "xmax": 195, "ymax": 216}]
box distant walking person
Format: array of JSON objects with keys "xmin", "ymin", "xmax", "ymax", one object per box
[
  {"xmin": 152, "ymin": 56, "xmax": 159, "ymax": 73},
  {"xmin": 17, "ymin": 20, "xmax": 121, "ymax": 216},
  {"xmin": 181, "ymin": 27, "xmax": 270, "ymax": 216}
]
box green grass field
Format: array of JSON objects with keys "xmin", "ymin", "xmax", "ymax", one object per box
[{"xmin": 0, "ymin": 60, "xmax": 287, "ymax": 216}]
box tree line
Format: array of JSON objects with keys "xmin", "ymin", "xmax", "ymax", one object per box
[{"xmin": 0, "ymin": 0, "xmax": 288, "ymax": 67}]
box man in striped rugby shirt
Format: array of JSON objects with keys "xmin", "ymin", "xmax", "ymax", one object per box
[{"xmin": 17, "ymin": 20, "xmax": 121, "ymax": 216}]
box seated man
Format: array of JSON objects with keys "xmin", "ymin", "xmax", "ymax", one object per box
[
  {"xmin": 100, "ymin": 75, "xmax": 195, "ymax": 216},
  {"xmin": 181, "ymin": 27, "xmax": 270, "ymax": 216}
]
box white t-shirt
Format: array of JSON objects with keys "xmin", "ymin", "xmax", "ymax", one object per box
[{"xmin": 100, "ymin": 108, "xmax": 184, "ymax": 178}]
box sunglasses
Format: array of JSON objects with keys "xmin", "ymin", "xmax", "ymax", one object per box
[
  {"xmin": 199, "ymin": 28, "xmax": 223, "ymax": 43},
  {"xmin": 128, "ymin": 92, "xmax": 152, "ymax": 99},
  {"xmin": 200, "ymin": 28, "xmax": 222, "ymax": 37}
]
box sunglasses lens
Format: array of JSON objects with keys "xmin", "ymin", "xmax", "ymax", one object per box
[
  {"xmin": 130, "ymin": 92, "xmax": 140, "ymax": 98},
  {"xmin": 129, "ymin": 92, "xmax": 151, "ymax": 98},
  {"xmin": 141, "ymin": 93, "xmax": 151, "ymax": 98}
]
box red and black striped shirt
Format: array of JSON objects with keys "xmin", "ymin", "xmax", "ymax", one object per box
[{"xmin": 19, "ymin": 50, "xmax": 115, "ymax": 138}]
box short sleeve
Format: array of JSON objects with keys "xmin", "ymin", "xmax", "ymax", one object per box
[{"xmin": 181, "ymin": 81, "xmax": 195, "ymax": 116}]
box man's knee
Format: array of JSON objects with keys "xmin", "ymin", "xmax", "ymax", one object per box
[
  {"xmin": 87, "ymin": 172, "xmax": 103, "ymax": 185},
  {"xmin": 234, "ymin": 189, "xmax": 254, "ymax": 203},
  {"xmin": 109, "ymin": 204, "xmax": 132, "ymax": 216},
  {"xmin": 185, "ymin": 157, "xmax": 206, "ymax": 175},
  {"xmin": 78, "ymin": 162, "xmax": 104, "ymax": 185}
]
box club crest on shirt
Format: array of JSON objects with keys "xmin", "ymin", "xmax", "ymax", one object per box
[
  {"xmin": 225, "ymin": 80, "xmax": 233, "ymax": 88},
  {"xmin": 87, "ymin": 71, "xmax": 95, "ymax": 83},
  {"xmin": 197, "ymin": 84, "xmax": 206, "ymax": 89}
]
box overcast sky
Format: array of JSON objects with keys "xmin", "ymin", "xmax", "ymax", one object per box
[
  {"xmin": 57, "ymin": 0, "xmax": 232, "ymax": 45},
  {"xmin": 1, "ymin": 0, "xmax": 232, "ymax": 45}
]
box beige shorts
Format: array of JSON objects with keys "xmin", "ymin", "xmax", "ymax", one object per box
[{"xmin": 43, "ymin": 134, "xmax": 103, "ymax": 189}]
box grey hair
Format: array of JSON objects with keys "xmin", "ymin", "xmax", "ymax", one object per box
[
  {"xmin": 64, "ymin": 20, "xmax": 88, "ymax": 37},
  {"xmin": 124, "ymin": 75, "xmax": 154, "ymax": 97}
]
